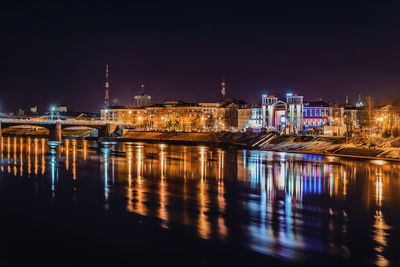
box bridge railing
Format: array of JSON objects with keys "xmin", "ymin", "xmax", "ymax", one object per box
[{"xmin": 0, "ymin": 118, "xmax": 136, "ymax": 127}]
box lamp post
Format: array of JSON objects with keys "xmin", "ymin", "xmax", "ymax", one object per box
[
  {"xmin": 138, "ymin": 116, "xmax": 142, "ymax": 130},
  {"xmin": 50, "ymin": 106, "xmax": 57, "ymax": 120},
  {"xmin": 104, "ymin": 108, "xmax": 109, "ymax": 122}
]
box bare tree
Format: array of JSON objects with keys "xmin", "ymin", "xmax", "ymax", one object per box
[
  {"xmin": 224, "ymin": 108, "xmax": 238, "ymax": 131},
  {"xmin": 344, "ymin": 113, "xmax": 353, "ymax": 138},
  {"xmin": 366, "ymin": 96, "xmax": 375, "ymax": 132}
]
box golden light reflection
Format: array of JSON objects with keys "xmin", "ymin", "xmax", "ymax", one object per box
[
  {"xmin": 217, "ymin": 149, "xmax": 227, "ymax": 239},
  {"xmin": 13, "ymin": 137, "xmax": 17, "ymax": 176},
  {"xmin": 126, "ymin": 145, "xmax": 133, "ymax": 213},
  {"xmin": 136, "ymin": 144, "xmax": 146, "ymax": 215},
  {"xmin": 41, "ymin": 138, "xmax": 45, "ymax": 175},
  {"xmin": 65, "ymin": 139, "xmax": 70, "ymax": 171},
  {"xmin": 0, "ymin": 137, "xmax": 3, "ymax": 161},
  {"xmin": 27, "ymin": 138, "xmax": 31, "ymax": 176},
  {"xmin": 72, "ymin": 140, "xmax": 77, "ymax": 180},
  {"xmin": 199, "ymin": 146, "xmax": 206, "ymax": 180},
  {"xmin": 159, "ymin": 144, "xmax": 168, "ymax": 228},
  {"xmin": 198, "ymin": 146, "xmax": 210, "ymax": 239},
  {"xmin": 83, "ymin": 140, "xmax": 87, "ymax": 161},
  {"xmin": 19, "ymin": 137, "xmax": 23, "ymax": 176},
  {"xmin": 376, "ymin": 168, "xmax": 383, "ymax": 207},
  {"xmin": 373, "ymin": 210, "xmax": 391, "ymax": 267},
  {"xmin": 7, "ymin": 137, "xmax": 10, "ymax": 160},
  {"xmin": 34, "ymin": 138, "xmax": 38, "ymax": 175},
  {"xmin": 13, "ymin": 137, "xmax": 17, "ymax": 163},
  {"xmin": 343, "ymin": 170, "xmax": 347, "ymax": 197}
]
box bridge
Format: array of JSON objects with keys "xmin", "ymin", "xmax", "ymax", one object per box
[{"xmin": 0, "ymin": 119, "xmax": 135, "ymax": 141}]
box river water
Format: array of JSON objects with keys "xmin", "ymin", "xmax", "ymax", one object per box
[{"xmin": 1, "ymin": 136, "xmax": 400, "ymax": 266}]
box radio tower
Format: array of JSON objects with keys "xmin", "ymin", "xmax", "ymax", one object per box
[{"xmin": 104, "ymin": 64, "xmax": 110, "ymax": 106}]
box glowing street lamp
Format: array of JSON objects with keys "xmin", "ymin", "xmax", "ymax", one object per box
[
  {"xmin": 50, "ymin": 105, "xmax": 57, "ymax": 120},
  {"xmin": 104, "ymin": 108, "xmax": 109, "ymax": 122}
]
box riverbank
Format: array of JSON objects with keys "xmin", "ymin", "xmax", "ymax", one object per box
[
  {"xmin": 119, "ymin": 131, "xmax": 265, "ymax": 147},
  {"xmin": 260, "ymin": 135, "xmax": 400, "ymax": 161}
]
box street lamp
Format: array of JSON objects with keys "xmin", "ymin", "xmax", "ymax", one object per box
[
  {"xmin": 104, "ymin": 108, "xmax": 109, "ymax": 122},
  {"xmin": 50, "ymin": 106, "xmax": 57, "ymax": 120}
]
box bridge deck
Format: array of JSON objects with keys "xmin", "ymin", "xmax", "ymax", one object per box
[{"xmin": 0, "ymin": 119, "xmax": 135, "ymax": 127}]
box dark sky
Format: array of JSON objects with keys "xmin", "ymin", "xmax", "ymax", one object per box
[{"xmin": 2, "ymin": 0, "xmax": 400, "ymax": 112}]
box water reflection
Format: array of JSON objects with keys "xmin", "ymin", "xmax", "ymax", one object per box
[
  {"xmin": 0, "ymin": 137, "xmax": 399, "ymax": 266},
  {"xmin": 101, "ymin": 142, "xmax": 112, "ymax": 209},
  {"xmin": 48, "ymin": 141, "xmax": 60, "ymax": 198}
]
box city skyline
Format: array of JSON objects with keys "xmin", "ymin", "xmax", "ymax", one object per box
[{"xmin": 2, "ymin": 1, "xmax": 400, "ymax": 111}]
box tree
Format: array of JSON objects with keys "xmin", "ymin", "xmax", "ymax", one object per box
[
  {"xmin": 224, "ymin": 108, "xmax": 238, "ymax": 131},
  {"xmin": 344, "ymin": 113, "xmax": 353, "ymax": 138},
  {"xmin": 205, "ymin": 114, "xmax": 215, "ymax": 131},
  {"xmin": 365, "ymin": 96, "xmax": 375, "ymax": 134},
  {"xmin": 393, "ymin": 127, "xmax": 400, "ymax": 138}
]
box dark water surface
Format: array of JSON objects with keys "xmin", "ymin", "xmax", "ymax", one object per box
[{"xmin": 1, "ymin": 137, "xmax": 400, "ymax": 266}]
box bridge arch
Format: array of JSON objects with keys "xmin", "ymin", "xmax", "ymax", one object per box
[{"xmin": 0, "ymin": 120, "xmax": 124, "ymax": 141}]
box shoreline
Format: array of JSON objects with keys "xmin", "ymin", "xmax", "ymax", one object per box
[
  {"xmin": 284, "ymin": 149, "xmax": 400, "ymax": 162},
  {"xmin": 2, "ymin": 132, "xmax": 400, "ymax": 162}
]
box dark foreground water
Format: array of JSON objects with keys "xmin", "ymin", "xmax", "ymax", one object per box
[{"xmin": 1, "ymin": 137, "xmax": 400, "ymax": 266}]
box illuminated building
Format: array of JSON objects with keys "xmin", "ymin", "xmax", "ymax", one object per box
[
  {"xmin": 303, "ymin": 101, "xmax": 330, "ymax": 128},
  {"xmin": 261, "ymin": 93, "xmax": 304, "ymax": 133},
  {"xmin": 286, "ymin": 93, "xmax": 304, "ymax": 134},
  {"xmin": 146, "ymin": 101, "xmax": 204, "ymax": 131},
  {"xmin": 198, "ymin": 101, "xmax": 238, "ymax": 131},
  {"xmin": 237, "ymin": 107, "xmax": 262, "ymax": 131},
  {"xmin": 134, "ymin": 84, "xmax": 151, "ymax": 107},
  {"xmin": 101, "ymin": 106, "xmax": 147, "ymax": 125},
  {"xmin": 100, "ymin": 99, "xmax": 238, "ymax": 131},
  {"xmin": 329, "ymin": 105, "xmax": 344, "ymax": 126},
  {"xmin": 355, "ymin": 94, "xmax": 364, "ymax": 108}
]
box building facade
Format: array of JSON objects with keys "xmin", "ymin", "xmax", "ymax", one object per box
[
  {"xmin": 237, "ymin": 107, "xmax": 262, "ymax": 131},
  {"xmin": 134, "ymin": 84, "xmax": 151, "ymax": 107},
  {"xmin": 303, "ymin": 101, "xmax": 330, "ymax": 128},
  {"xmin": 101, "ymin": 100, "xmax": 238, "ymax": 132},
  {"xmin": 261, "ymin": 93, "xmax": 304, "ymax": 133}
]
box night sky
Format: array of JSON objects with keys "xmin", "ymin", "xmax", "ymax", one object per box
[{"xmin": 2, "ymin": 1, "xmax": 400, "ymax": 112}]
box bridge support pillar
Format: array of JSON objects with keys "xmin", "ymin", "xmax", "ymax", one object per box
[
  {"xmin": 98, "ymin": 123, "xmax": 111, "ymax": 138},
  {"xmin": 49, "ymin": 121, "xmax": 62, "ymax": 142}
]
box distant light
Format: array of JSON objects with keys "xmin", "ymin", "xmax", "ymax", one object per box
[
  {"xmin": 280, "ymin": 116, "xmax": 286, "ymax": 123},
  {"xmin": 286, "ymin": 93, "xmax": 293, "ymax": 97},
  {"xmin": 373, "ymin": 160, "xmax": 386, "ymax": 166},
  {"xmin": 262, "ymin": 94, "xmax": 268, "ymax": 98}
]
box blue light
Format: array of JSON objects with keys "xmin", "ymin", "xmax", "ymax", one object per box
[
  {"xmin": 286, "ymin": 93, "xmax": 293, "ymax": 97},
  {"xmin": 262, "ymin": 94, "xmax": 268, "ymax": 98}
]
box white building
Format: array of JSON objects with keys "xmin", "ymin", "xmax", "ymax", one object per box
[
  {"xmin": 238, "ymin": 107, "xmax": 262, "ymax": 131},
  {"xmin": 261, "ymin": 93, "xmax": 304, "ymax": 134}
]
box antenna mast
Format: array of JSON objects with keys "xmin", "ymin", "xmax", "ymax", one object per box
[{"xmin": 105, "ymin": 64, "xmax": 110, "ymax": 106}]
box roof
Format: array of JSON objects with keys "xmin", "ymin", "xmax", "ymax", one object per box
[{"xmin": 304, "ymin": 101, "xmax": 329, "ymax": 107}]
